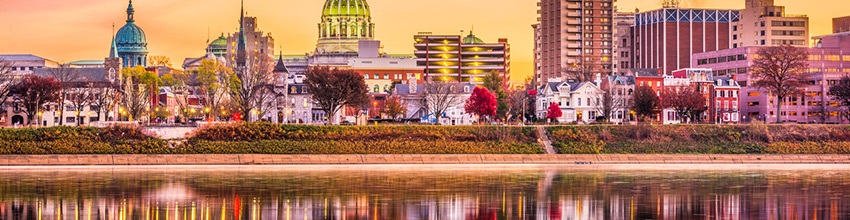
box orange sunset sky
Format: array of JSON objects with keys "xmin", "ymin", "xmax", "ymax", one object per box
[{"xmin": 0, "ymin": 0, "xmax": 848, "ymax": 82}]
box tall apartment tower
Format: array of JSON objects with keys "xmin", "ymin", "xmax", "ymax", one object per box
[
  {"xmin": 613, "ymin": 11, "xmax": 634, "ymax": 76},
  {"xmin": 732, "ymin": 0, "xmax": 809, "ymax": 48},
  {"xmin": 535, "ymin": 0, "xmax": 615, "ymax": 85},
  {"xmin": 631, "ymin": 8, "xmax": 739, "ymax": 75}
]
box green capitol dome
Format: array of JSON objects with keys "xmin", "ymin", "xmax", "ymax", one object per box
[
  {"xmin": 463, "ymin": 32, "xmax": 486, "ymax": 44},
  {"xmin": 207, "ymin": 34, "xmax": 228, "ymax": 57},
  {"xmin": 322, "ymin": 0, "xmax": 370, "ymax": 17},
  {"xmin": 316, "ymin": 0, "xmax": 374, "ymax": 53}
]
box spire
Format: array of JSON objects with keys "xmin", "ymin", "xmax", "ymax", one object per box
[
  {"xmin": 109, "ymin": 23, "xmax": 118, "ymax": 58},
  {"xmin": 274, "ymin": 50, "xmax": 288, "ymax": 73},
  {"xmin": 236, "ymin": 0, "xmax": 248, "ymax": 66},
  {"xmin": 126, "ymin": 0, "xmax": 135, "ymax": 23}
]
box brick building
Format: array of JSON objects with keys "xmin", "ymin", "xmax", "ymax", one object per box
[{"xmin": 631, "ymin": 8, "xmax": 740, "ymax": 75}]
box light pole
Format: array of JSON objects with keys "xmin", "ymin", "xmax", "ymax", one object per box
[{"xmin": 522, "ymin": 97, "xmax": 528, "ymax": 126}]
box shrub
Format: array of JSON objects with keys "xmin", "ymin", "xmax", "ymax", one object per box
[{"xmin": 546, "ymin": 124, "xmax": 850, "ymax": 154}]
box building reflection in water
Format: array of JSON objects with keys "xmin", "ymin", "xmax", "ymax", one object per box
[{"xmin": 0, "ymin": 166, "xmax": 848, "ymax": 219}]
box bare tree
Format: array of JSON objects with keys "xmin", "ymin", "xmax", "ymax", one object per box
[
  {"xmin": 595, "ymin": 81, "xmax": 625, "ymax": 123},
  {"xmin": 254, "ymin": 85, "xmax": 279, "ymax": 122},
  {"xmin": 89, "ymin": 83, "xmax": 119, "ymax": 122},
  {"xmin": 161, "ymin": 70, "xmax": 194, "ymax": 122},
  {"xmin": 47, "ymin": 65, "xmax": 81, "ymax": 126},
  {"xmin": 230, "ymin": 52, "xmax": 275, "ymax": 121},
  {"xmin": 422, "ymin": 81, "xmax": 463, "ymax": 125},
  {"xmin": 561, "ymin": 60, "xmax": 597, "ymax": 83},
  {"xmin": 750, "ymin": 45, "xmax": 810, "ymax": 124},
  {"xmin": 506, "ymin": 84, "xmax": 529, "ymax": 122},
  {"xmin": 64, "ymin": 81, "xmax": 97, "ymax": 126},
  {"xmin": 0, "ymin": 58, "xmax": 19, "ymax": 109},
  {"xmin": 831, "ymin": 74, "xmax": 850, "ymax": 122}
]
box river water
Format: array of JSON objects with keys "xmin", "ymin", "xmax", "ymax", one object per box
[{"xmin": 0, "ymin": 165, "xmax": 848, "ymax": 220}]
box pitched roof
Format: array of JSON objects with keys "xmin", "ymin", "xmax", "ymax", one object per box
[
  {"xmin": 274, "ymin": 54, "xmax": 289, "ymax": 73},
  {"xmin": 33, "ymin": 67, "xmax": 108, "ymax": 83},
  {"xmin": 0, "ymin": 54, "xmax": 50, "ymax": 61},
  {"xmin": 547, "ymin": 82, "xmax": 562, "ymax": 92},
  {"xmin": 630, "ymin": 68, "xmax": 662, "ymax": 77},
  {"xmin": 714, "ymin": 76, "xmax": 739, "ymax": 87}
]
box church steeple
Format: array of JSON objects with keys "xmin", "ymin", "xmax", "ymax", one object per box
[
  {"xmin": 109, "ymin": 24, "xmax": 119, "ymax": 58},
  {"xmin": 126, "ymin": 0, "xmax": 135, "ymax": 23},
  {"xmin": 236, "ymin": 0, "xmax": 248, "ymax": 66}
]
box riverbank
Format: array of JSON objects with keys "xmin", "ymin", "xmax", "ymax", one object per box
[{"xmin": 1, "ymin": 154, "xmax": 848, "ymax": 166}]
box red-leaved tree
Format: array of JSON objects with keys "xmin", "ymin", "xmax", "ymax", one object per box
[
  {"xmin": 546, "ymin": 102, "xmax": 562, "ymax": 123},
  {"xmin": 660, "ymin": 86, "xmax": 707, "ymax": 124},
  {"xmin": 12, "ymin": 75, "xmax": 62, "ymax": 126},
  {"xmin": 464, "ymin": 87, "xmax": 498, "ymax": 124}
]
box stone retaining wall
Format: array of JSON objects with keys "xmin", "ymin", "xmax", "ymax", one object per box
[{"xmin": 0, "ymin": 154, "xmax": 849, "ymax": 166}]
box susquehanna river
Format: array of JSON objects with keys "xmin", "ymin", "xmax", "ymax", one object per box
[{"xmin": 0, "ymin": 165, "xmax": 849, "ymax": 220}]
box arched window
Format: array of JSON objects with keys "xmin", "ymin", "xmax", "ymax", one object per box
[{"xmin": 373, "ymin": 85, "xmax": 379, "ymax": 92}]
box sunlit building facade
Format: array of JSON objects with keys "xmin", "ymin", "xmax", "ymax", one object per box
[
  {"xmin": 535, "ymin": 0, "xmax": 616, "ymax": 85},
  {"xmin": 733, "ymin": 0, "xmax": 810, "ymax": 48},
  {"xmin": 693, "ymin": 32, "xmax": 850, "ymax": 123}
]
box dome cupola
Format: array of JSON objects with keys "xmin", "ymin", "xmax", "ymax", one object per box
[{"xmin": 114, "ymin": 0, "xmax": 148, "ymax": 67}]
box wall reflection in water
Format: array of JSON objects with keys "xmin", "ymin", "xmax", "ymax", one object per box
[{"xmin": 0, "ymin": 166, "xmax": 848, "ymax": 220}]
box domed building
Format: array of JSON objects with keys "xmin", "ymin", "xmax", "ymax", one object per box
[
  {"xmin": 114, "ymin": 0, "xmax": 148, "ymax": 67},
  {"xmin": 206, "ymin": 34, "xmax": 228, "ymax": 58},
  {"xmin": 316, "ymin": 0, "xmax": 375, "ymax": 53}
]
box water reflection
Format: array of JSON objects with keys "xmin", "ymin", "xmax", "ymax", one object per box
[{"xmin": 0, "ymin": 165, "xmax": 848, "ymax": 220}]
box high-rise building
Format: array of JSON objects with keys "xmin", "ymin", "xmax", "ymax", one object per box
[
  {"xmin": 114, "ymin": 0, "xmax": 148, "ymax": 68},
  {"xmin": 534, "ymin": 0, "xmax": 615, "ymax": 85},
  {"xmin": 413, "ymin": 32, "xmax": 510, "ymax": 85},
  {"xmin": 732, "ymin": 0, "xmax": 809, "ymax": 48},
  {"xmin": 631, "ymin": 8, "xmax": 739, "ymax": 75},
  {"xmin": 613, "ymin": 11, "xmax": 634, "ymax": 75},
  {"xmin": 833, "ymin": 16, "xmax": 850, "ymax": 33},
  {"xmin": 225, "ymin": 16, "xmax": 274, "ymax": 69}
]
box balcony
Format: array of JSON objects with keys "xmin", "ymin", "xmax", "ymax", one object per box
[{"xmin": 566, "ymin": 4, "xmax": 581, "ymax": 9}]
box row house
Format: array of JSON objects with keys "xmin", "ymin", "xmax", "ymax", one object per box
[
  {"xmin": 692, "ymin": 32, "xmax": 850, "ymax": 123},
  {"xmin": 536, "ymin": 80, "xmax": 604, "ymax": 124},
  {"xmin": 393, "ymin": 82, "xmax": 476, "ymax": 125},
  {"xmin": 663, "ymin": 69, "xmax": 740, "ymax": 124}
]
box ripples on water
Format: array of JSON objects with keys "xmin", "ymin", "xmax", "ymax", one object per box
[{"xmin": 0, "ymin": 165, "xmax": 849, "ymax": 220}]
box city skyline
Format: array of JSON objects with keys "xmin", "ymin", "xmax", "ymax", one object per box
[{"xmin": 0, "ymin": 0, "xmax": 847, "ymax": 82}]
